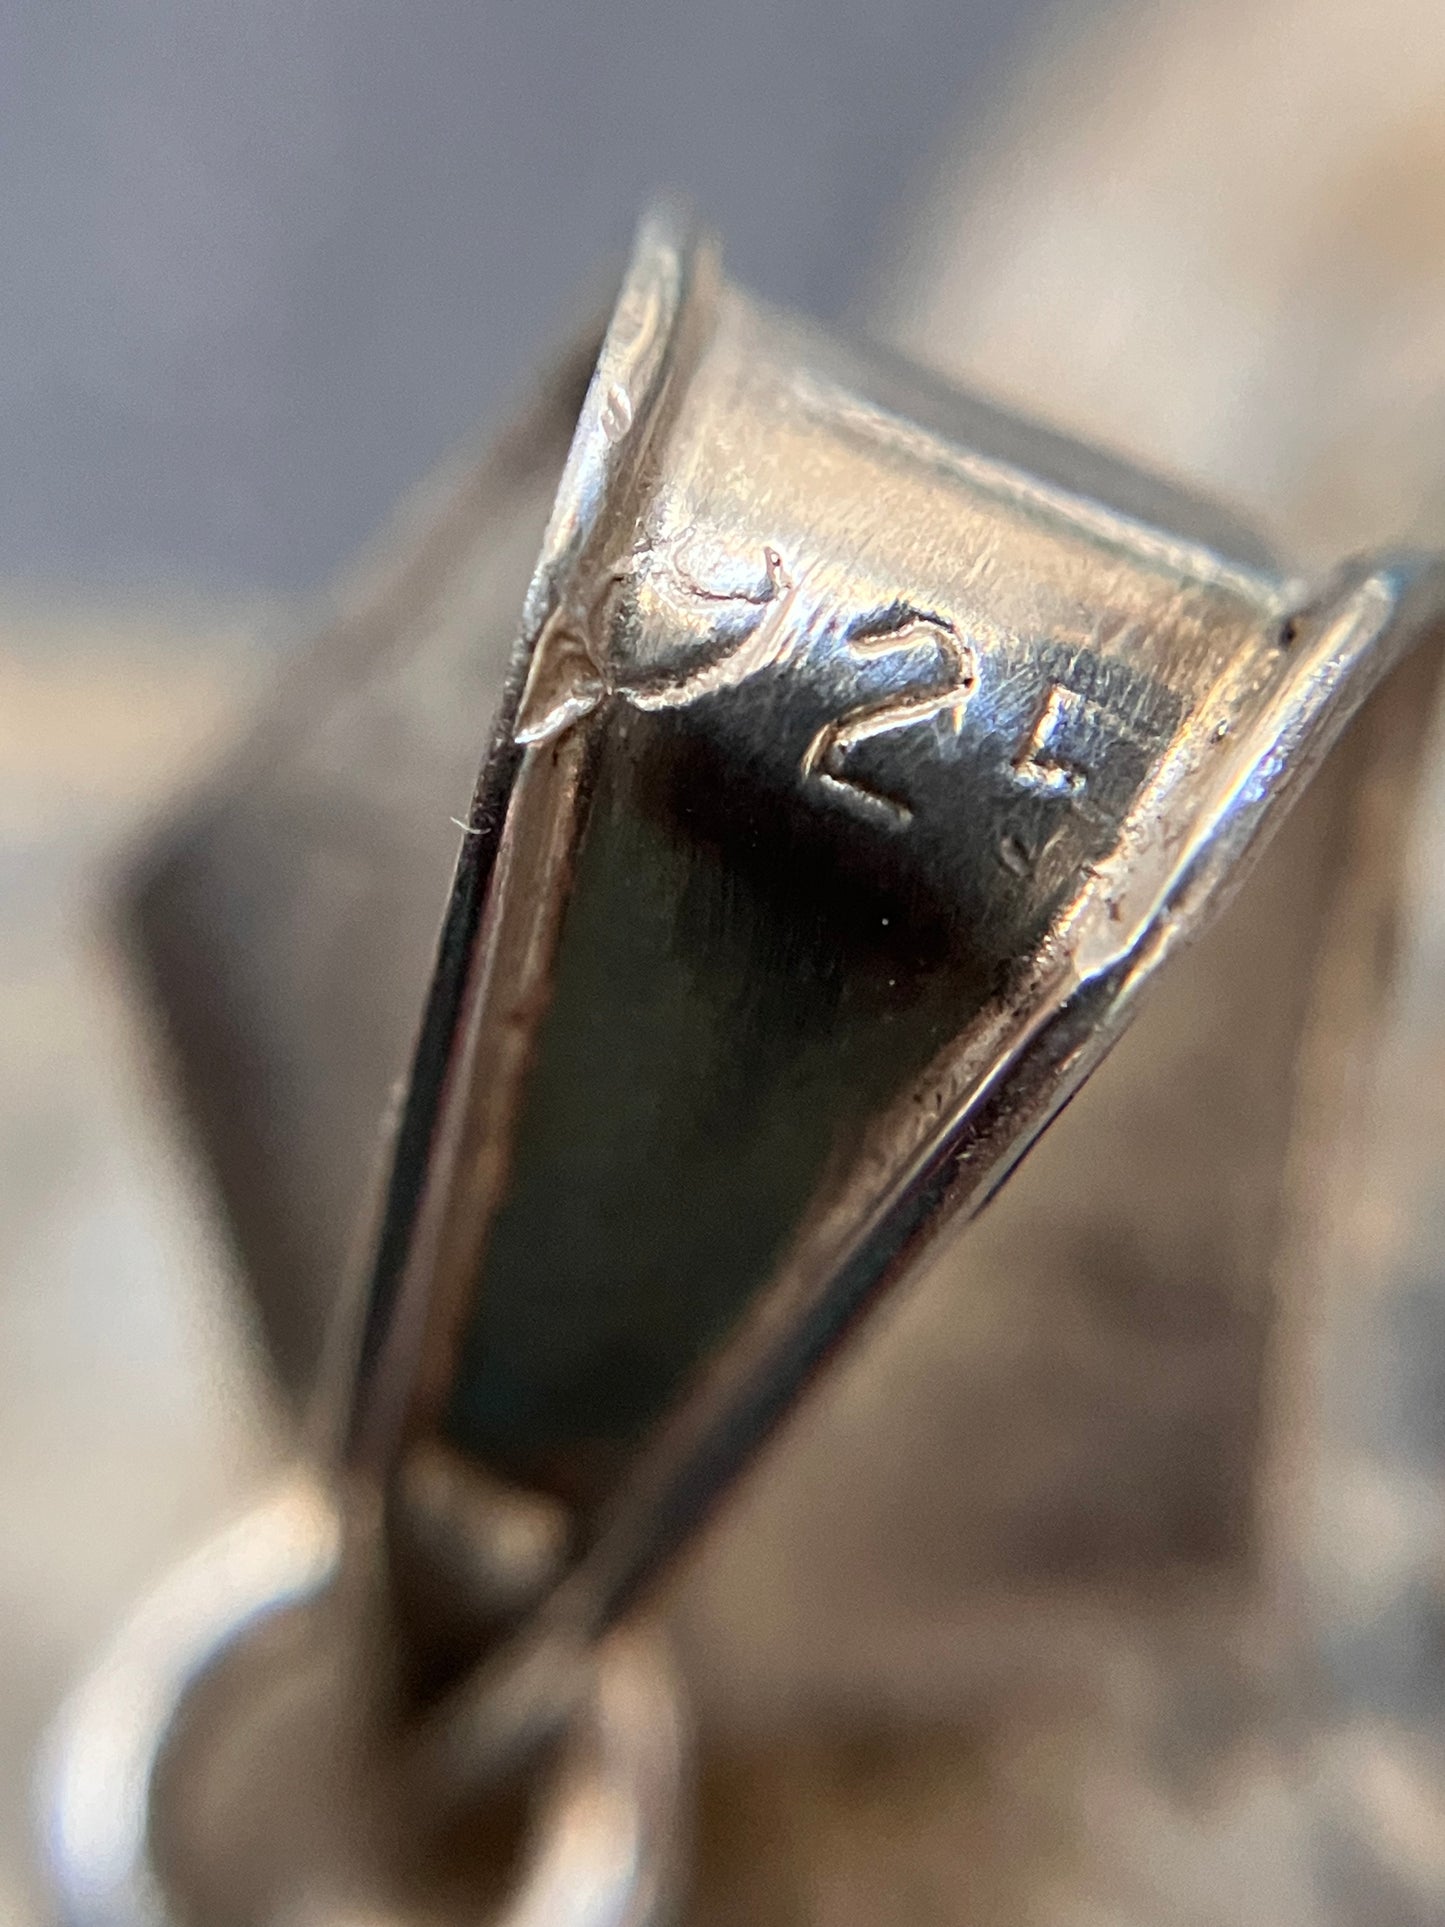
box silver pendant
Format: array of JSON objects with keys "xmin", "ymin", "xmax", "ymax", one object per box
[{"xmin": 44, "ymin": 203, "xmax": 1445, "ymax": 1926}]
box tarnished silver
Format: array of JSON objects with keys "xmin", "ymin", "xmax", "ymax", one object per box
[{"xmin": 45, "ymin": 201, "xmax": 1445, "ymax": 1920}]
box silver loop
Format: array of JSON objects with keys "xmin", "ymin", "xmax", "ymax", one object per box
[{"xmin": 40, "ymin": 1475, "xmax": 687, "ymax": 1927}]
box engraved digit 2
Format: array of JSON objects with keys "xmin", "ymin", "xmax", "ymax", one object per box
[{"xmin": 803, "ymin": 617, "xmax": 976, "ymax": 823}]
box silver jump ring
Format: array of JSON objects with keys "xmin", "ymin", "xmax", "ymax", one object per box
[{"xmin": 42, "ymin": 1476, "xmax": 687, "ymax": 1927}]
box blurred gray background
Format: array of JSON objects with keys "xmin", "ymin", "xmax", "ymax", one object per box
[{"xmin": 1, "ymin": 0, "xmax": 1048, "ymax": 601}]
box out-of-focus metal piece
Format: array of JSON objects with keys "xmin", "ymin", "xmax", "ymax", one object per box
[
  {"xmin": 130, "ymin": 321, "xmax": 602, "ymax": 1404},
  {"xmin": 42, "ymin": 1474, "xmax": 687, "ymax": 1927},
  {"xmin": 873, "ymin": 9, "xmax": 1445, "ymax": 1917},
  {"xmin": 43, "ymin": 1478, "xmax": 342, "ymax": 1927},
  {"xmin": 1270, "ymin": 655, "xmax": 1445, "ymax": 1925}
]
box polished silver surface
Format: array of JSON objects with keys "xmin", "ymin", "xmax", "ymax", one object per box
[{"xmin": 338, "ymin": 205, "xmax": 1445, "ymax": 1789}]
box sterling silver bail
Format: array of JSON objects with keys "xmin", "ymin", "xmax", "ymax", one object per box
[{"xmin": 44, "ymin": 201, "xmax": 1445, "ymax": 1924}]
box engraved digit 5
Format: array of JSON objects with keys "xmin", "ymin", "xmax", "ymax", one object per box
[
  {"xmin": 1010, "ymin": 678, "xmax": 1123, "ymax": 817},
  {"xmin": 803, "ymin": 617, "xmax": 976, "ymax": 823}
]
